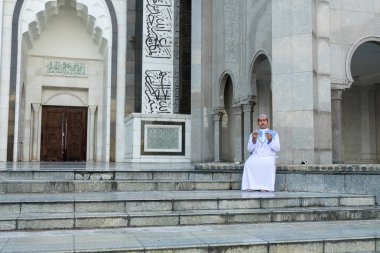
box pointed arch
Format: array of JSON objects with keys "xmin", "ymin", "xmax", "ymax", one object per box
[
  {"xmin": 218, "ymin": 70, "xmax": 235, "ymax": 108},
  {"xmin": 249, "ymin": 49, "xmax": 272, "ymax": 122}
]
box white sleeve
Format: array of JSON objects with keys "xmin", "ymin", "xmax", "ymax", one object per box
[
  {"xmin": 247, "ymin": 134, "xmax": 256, "ymax": 153},
  {"xmin": 269, "ymin": 134, "xmax": 280, "ymax": 153}
]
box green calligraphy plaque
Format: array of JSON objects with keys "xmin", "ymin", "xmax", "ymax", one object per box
[{"xmin": 46, "ymin": 60, "xmax": 87, "ymax": 77}]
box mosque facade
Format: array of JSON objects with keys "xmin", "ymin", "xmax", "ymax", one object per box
[{"xmin": 0, "ymin": 0, "xmax": 379, "ymax": 165}]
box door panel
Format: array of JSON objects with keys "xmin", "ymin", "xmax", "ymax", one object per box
[
  {"xmin": 41, "ymin": 108, "xmax": 65, "ymax": 161},
  {"xmin": 65, "ymin": 108, "xmax": 87, "ymax": 161},
  {"xmin": 41, "ymin": 106, "xmax": 87, "ymax": 161}
]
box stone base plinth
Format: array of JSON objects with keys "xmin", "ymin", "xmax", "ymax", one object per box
[{"xmin": 124, "ymin": 113, "xmax": 191, "ymax": 163}]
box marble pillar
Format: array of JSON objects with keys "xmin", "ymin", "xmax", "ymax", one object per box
[
  {"xmin": 191, "ymin": 0, "xmax": 213, "ymax": 162},
  {"xmin": 88, "ymin": 105, "xmax": 97, "ymax": 162},
  {"xmin": 31, "ymin": 103, "xmax": 41, "ymax": 161},
  {"xmin": 233, "ymin": 105, "xmax": 243, "ymax": 162},
  {"xmin": 213, "ymin": 109, "xmax": 224, "ymax": 162},
  {"xmin": 271, "ymin": 0, "xmax": 317, "ymax": 164},
  {"xmin": 242, "ymin": 101, "xmax": 255, "ymax": 161},
  {"xmin": 331, "ymin": 88, "xmax": 343, "ymax": 164}
]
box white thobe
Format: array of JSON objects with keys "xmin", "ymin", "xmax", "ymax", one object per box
[{"xmin": 241, "ymin": 128, "xmax": 280, "ymax": 191}]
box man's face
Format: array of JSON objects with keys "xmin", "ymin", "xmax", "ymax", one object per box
[{"xmin": 257, "ymin": 116, "xmax": 269, "ymax": 129}]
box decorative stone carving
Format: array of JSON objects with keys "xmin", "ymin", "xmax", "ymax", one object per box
[
  {"xmin": 224, "ymin": 0, "xmax": 241, "ymax": 63},
  {"xmin": 142, "ymin": 0, "xmax": 180, "ymax": 114}
]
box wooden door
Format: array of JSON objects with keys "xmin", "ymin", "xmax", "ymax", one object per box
[{"xmin": 41, "ymin": 106, "xmax": 87, "ymax": 161}]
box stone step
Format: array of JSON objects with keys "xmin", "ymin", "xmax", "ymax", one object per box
[
  {"xmin": 0, "ymin": 191, "xmax": 375, "ymax": 215},
  {"xmin": 0, "ymin": 220, "xmax": 379, "ymax": 252},
  {"xmin": 0, "ymin": 180, "xmax": 241, "ymax": 193},
  {"xmin": 1, "ymin": 206, "xmax": 379, "ymax": 231},
  {"xmin": 0, "ymin": 169, "xmax": 242, "ymax": 181}
]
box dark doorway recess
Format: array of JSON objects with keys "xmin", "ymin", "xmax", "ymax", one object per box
[{"xmin": 41, "ymin": 106, "xmax": 87, "ymax": 161}]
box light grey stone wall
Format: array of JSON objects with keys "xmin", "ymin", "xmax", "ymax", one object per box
[
  {"xmin": 212, "ymin": 0, "xmax": 272, "ymax": 108},
  {"xmin": 330, "ymin": 0, "xmax": 380, "ymax": 86},
  {"xmin": 330, "ymin": 1, "xmax": 380, "ymax": 163},
  {"xmin": 211, "ymin": 0, "xmax": 272, "ymax": 162},
  {"xmin": 191, "ymin": 0, "xmax": 214, "ymax": 163},
  {"xmin": 271, "ymin": 0, "xmax": 331, "ymax": 164},
  {"xmin": 278, "ymin": 172, "xmax": 380, "ymax": 205},
  {"xmin": 316, "ymin": 0, "xmax": 333, "ymax": 164}
]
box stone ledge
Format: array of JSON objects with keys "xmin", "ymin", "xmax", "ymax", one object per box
[{"xmin": 194, "ymin": 163, "xmax": 380, "ymax": 174}]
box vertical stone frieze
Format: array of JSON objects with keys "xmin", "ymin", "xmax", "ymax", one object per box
[
  {"xmin": 142, "ymin": 0, "xmax": 176, "ymax": 114},
  {"xmin": 224, "ymin": 0, "xmax": 242, "ymax": 98},
  {"xmin": 224, "ymin": 0, "xmax": 241, "ymax": 63},
  {"xmin": 144, "ymin": 0, "xmax": 173, "ymax": 59},
  {"xmin": 143, "ymin": 68, "xmax": 173, "ymax": 113}
]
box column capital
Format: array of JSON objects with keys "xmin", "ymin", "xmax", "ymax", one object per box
[
  {"xmin": 212, "ymin": 107, "xmax": 225, "ymax": 115},
  {"xmin": 331, "ymin": 88, "xmax": 344, "ymax": 100},
  {"xmin": 232, "ymin": 104, "xmax": 243, "ymax": 116},
  {"xmin": 88, "ymin": 105, "xmax": 98, "ymax": 114},
  {"xmin": 212, "ymin": 108, "xmax": 224, "ymax": 121},
  {"xmin": 241, "ymin": 95, "xmax": 256, "ymax": 105},
  {"xmin": 242, "ymin": 103, "xmax": 254, "ymax": 112},
  {"xmin": 31, "ymin": 103, "xmax": 41, "ymax": 112}
]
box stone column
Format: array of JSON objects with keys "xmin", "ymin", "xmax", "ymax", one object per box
[
  {"xmin": 213, "ymin": 109, "xmax": 224, "ymax": 162},
  {"xmin": 331, "ymin": 88, "xmax": 343, "ymax": 164},
  {"xmin": 191, "ymin": 0, "xmax": 213, "ymax": 162},
  {"xmin": 271, "ymin": 0, "xmax": 317, "ymax": 164},
  {"xmin": 242, "ymin": 100, "xmax": 255, "ymax": 160},
  {"xmin": 31, "ymin": 103, "xmax": 41, "ymax": 161},
  {"xmin": 88, "ymin": 106, "xmax": 97, "ymax": 162},
  {"xmin": 233, "ymin": 105, "xmax": 243, "ymax": 162}
]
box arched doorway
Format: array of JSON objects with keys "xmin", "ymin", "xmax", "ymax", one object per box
[
  {"xmin": 342, "ymin": 40, "xmax": 380, "ymax": 163},
  {"xmin": 220, "ymin": 75, "xmax": 235, "ymax": 162},
  {"xmin": 15, "ymin": 0, "xmax": 112, "ymax": 161},
  {"xmin": 251, "ymin": 52, "xmax": 272, "ymax": 122}
]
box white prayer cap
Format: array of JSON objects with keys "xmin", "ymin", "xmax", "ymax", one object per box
[{"xmin": 258, "ymin": 113, "xmax": 269, "ymax": 119}]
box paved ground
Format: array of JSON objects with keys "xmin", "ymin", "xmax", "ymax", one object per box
[{"xmin": 0, "ymin": 220, "xmax": 379, "ymax": 252}]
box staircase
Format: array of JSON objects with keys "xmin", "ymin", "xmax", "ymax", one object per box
[{"xmin": 0, "ymin": 162, "xmax": 379, "ymax": 253}]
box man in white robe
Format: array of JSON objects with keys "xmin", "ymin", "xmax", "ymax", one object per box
[{"xmin": 241, "ymin": 114, "xmax": 280, "ymax": 192}]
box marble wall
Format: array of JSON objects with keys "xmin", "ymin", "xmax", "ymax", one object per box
[
  {"xmin": 211, "ymin": 0, "xmax": 272, "ymax": 163},
  {"xmin": 330, "ymin": 0, "xmax": 380, "ymax": 163},
  {"xmin": 3, "ymin": 0, "xmax": 380, "ymax": 164},
  {"xmin": 0, "ymin": 0, "xmax": 127, "ymax": 162},
  {"xmin": 330, "ymin": 0, "xmax": 380, "ymax": 85}
]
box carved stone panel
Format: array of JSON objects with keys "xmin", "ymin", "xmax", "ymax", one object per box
[{"xmin": 142, "ymin": 0, "xmax": 178, "ymax": 114}]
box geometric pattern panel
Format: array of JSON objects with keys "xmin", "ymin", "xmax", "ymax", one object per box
[
  {"xmin": 141, "ymin": 121, "xmax": 185, "ymax": 155},
  {"xmin": 145, "ymin": 125, "xmax": 180, "ymax": 151}
]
